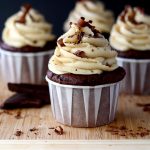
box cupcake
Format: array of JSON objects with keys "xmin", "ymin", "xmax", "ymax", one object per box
[
  {"xmin": 63, "ymin": 0, "xmax": 114, "ymax": 39},
  {"xmin": 46, "ymin": 17, "xmax": 125, "ymax": 127},
  {"xmin": 0, "ymin": 4, "xmax": 56, "ymax": 84},
  {"xmin": 110, "ymin": 6, "xmax": 150, "ymax": 95}
]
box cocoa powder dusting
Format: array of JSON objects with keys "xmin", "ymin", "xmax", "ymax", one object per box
[{"xmin": 105, "ymin": 125, "xmax": 150, "ymax": 138}]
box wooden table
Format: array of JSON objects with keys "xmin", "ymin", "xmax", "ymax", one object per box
[{"xmin": 0, "ymin": 80, "xmax": 150, "ymax": 140}]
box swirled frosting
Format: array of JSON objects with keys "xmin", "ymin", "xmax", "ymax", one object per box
[
  {"xmin": 2, "ymin": 4, "xmax": 55, "ymax": 48},
  {"xmin": 49, "ymin": 18, "xmax": 118, "ymax": 75},
  {"xmin": 64, "ymin": 0, "xmax": 114, "ymax": 33},
  {"xmin": 110, "ymin": 6, "xmax": 150, "ymax": 51}
]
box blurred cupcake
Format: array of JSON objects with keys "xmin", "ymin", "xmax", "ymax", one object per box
[
  {"xmin": 63, "ymin": 0, "xmax": 114, "ymax": 39},
  {"xmin": 0, "ymin": 4, "xmax": 56, "ymax": 84},
  {"xmin": 110, "ymin": 6, "xmax": 150, "ymax": 95},
  {"xmin": 46, "ymin": 17, "xmax": 125, "ymax": 127}
]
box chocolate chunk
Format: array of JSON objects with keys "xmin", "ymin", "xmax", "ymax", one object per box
[
  {"xmin": 74, "ymin": 50, "xmax": 86, "ymax": 58},
  {"xmin": 57, "ymin": 38, "xmax": 65, "ymax": 47},
  {"xmin": 54, "ymin": 126, "xmax": 63, "ymax": 135},
  {"xmin": 1, "ymin": 93, "xmax": 50, "ymax": 109}
]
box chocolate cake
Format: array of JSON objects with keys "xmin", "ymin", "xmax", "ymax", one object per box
[
  {"xmin": 0, "ymin": 40, "xmax": 56, "ymax": 53},
  {"xmin": 47, "ymin": 67, "xmax": 125, "ymax": 86}
]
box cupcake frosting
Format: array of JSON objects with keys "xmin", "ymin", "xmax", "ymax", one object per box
[
  {"xmin": 110, "ymin": 6, "xmax": 150, "ymax": 51},
  {"xmin": 64, "ymin": 0, "xmax": 114, "ymax": 33},
  {"xmin": 49, "ymin": 18, "xmax": 118, "ymax": 75},
  {"xmin": 2, "ymin": 4, "xmax": 55, "ymax": 48}
]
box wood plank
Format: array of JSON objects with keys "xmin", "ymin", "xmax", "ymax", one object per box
[{"xmin": 0, "ymin": 80, "xmax": 150, "ymax": 140}]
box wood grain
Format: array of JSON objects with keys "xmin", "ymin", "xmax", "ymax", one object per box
[{"xmin": 0, "ymin": 80, "xmax": 150, "ymax": 140}]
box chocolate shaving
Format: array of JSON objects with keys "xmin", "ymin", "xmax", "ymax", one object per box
[
  {"xmin": 15, "ymin": 130, "xmax": 24, "ymax": 137},
  {"xmin": 54, "ymin": 126, "xmax": 63, "ymax": 135},
  {"xmin": 74, "ymin": 50, "xmax": 86, "ymax": 58},
  {"xmin": 16, "ymin": 3, "xmax": 32, "ymax": 24},
  {"xmin": 77, "ymin": 32, "xmax": 84, "ymax": 43},
  {"xmin": 57, "ymin": 38, "xmax": 65, "ymax": 47}
]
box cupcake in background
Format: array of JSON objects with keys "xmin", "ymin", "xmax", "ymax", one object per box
[
  {"xmin": 46, "ymin": 17, "xmax": 125, "ymax": 127},
  {"xmin": 0, "ymin": 4, "xmax": 56, "ymax": 84},
  {"xmin": 63, "ymin": 0, "xmax": 114, "ymax": 39},
  {"xmin": 110, "ymin": 6, "xmax": 150, "ymax": 95}
]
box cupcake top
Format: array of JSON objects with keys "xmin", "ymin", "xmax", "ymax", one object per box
[
  {"xmin": 110, "ymin": 6, "xmax": 150, "ymax": 51},
  {"xmin": 63, "ymin": 0, "xmax": 114, "ymax": 33},
  {"xmin": 49, "ymin": 17, "xmax": 118, "ymax": 75},
  {"xmin": 2, "ymin": 4, "xmax": 55, "ymax": 48}
]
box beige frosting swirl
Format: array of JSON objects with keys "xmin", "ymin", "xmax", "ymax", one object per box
[
  {"xmin": 49, "ymin": 18, "xmax": 118, "ymax": 75},
  {"xmin": 2, "ymin": 5, "xmax": 55, "ymax": 48},
  {"xmin": 64, "ymin": 0, "xmax": 114, "ymax": 33},
  {"xmin": 110, "ymin": 6, "xmax": 150, "ymax": 51}
]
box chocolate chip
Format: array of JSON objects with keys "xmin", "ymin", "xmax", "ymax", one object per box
[{"xmin": 74, "ymin": 50, "xmax": 86, "ymax": 58}]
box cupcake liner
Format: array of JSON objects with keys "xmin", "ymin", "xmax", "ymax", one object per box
[
  {"xmin": 46, "ymin": 76, "xmax": 120, "ymax": 127},
  {"xmin": 0, "ymin": 49, "xmax": 54, "ymax": 84},
  {"xmin": 117, "ymin": 57, "xmax": 150, "ymax": 95}
]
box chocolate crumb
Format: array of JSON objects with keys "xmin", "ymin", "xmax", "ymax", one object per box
[
  {"xmin": 48, "ymin": 133, "xmax": 51, "ymax": 135},
  {"xmin": 29, "ymin": 127, "xmax": 38, "ymax": 132},
  {"xmin": 120, "ymin": 126, "xmax": 127, "ymax": 130},
  {"xmin": 15, "ymin": 111, "xmax": 22, "ymax": 119},
  {"xmin": 54, "ymin": 126, "xmax": 63, "ymax": 135},
  {"xmin": 136, "ymin": 103, "xmax": 150, "ymax": 113},
  {"xmin": 15, "ymin": 130, "xmax": 23, "ymax": 137}
]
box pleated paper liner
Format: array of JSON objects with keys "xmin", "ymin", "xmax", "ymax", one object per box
[
  {"xmin": 117, "ymin": 57, "xmax": 150, "ymax": 95},
  {"xmin": 46, "ymin": 76, "xmax": 121, "ymax": 128},
  {"xmin": 0, "ymin": 49, "xmax": 54, "ymax": 84}
]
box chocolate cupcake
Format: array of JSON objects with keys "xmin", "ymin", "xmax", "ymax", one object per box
[
  {"xmin": 0, "ymin": 4, "xmax": 56, "ymax": 84},
  {"xmin": 46, "ymin": 17, "xmax": 125, "ymax": 127},
  {"xmin": 63, "ymin": 0, "xmax": 114, "ymax": 39},
  {"xmin": 110, "ymin": 6, "xmax": 150, "ymax": 95}
]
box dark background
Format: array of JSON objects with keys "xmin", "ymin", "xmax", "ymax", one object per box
[{"xmin": 0, "ymin": 0, "xmax": 149, "ymax": 36}]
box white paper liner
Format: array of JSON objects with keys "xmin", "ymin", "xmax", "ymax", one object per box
[
  {"xmin": 46, "ymin": 76, "xmax": 120, "ymax": 127},
  {"xmin": 117, "ymin": 57, "xmax": 150, "ymax": 95},
  {"xmin": 0, "ymin": 48, "xmax": 54, "ymax": 84}
]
